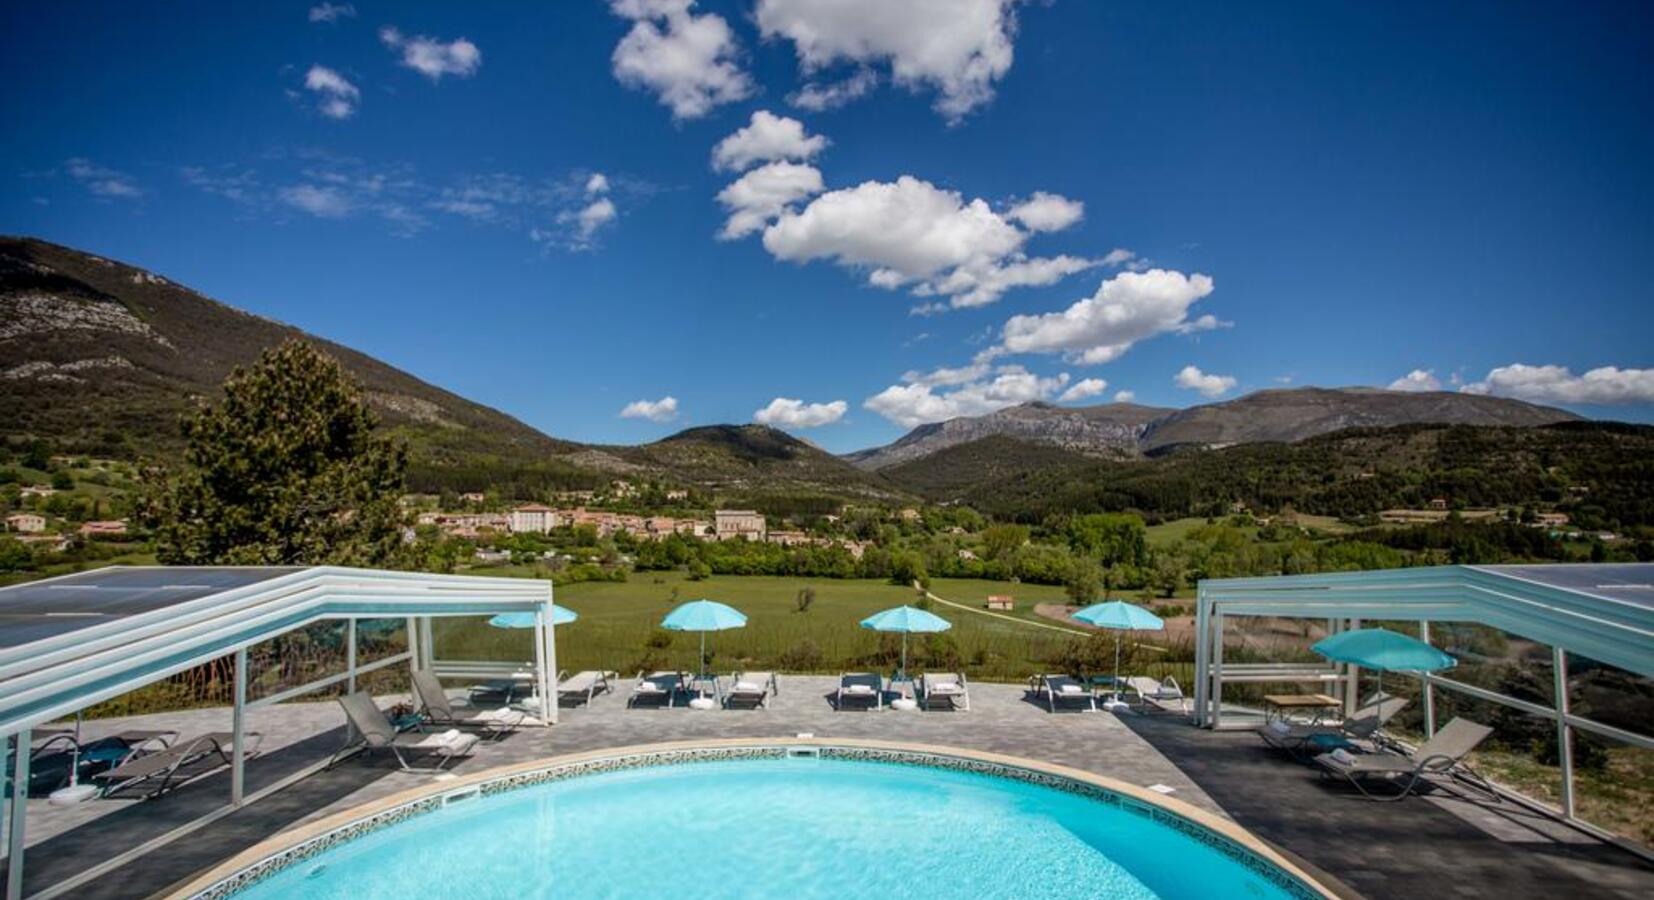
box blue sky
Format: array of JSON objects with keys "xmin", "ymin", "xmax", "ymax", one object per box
[{"xmin": 4, "ymin": 1, "xmax": 1651, "ymax": 452}]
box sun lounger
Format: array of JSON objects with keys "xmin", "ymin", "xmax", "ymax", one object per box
[
  {"xmin": 1259, "ymin": 695, "xmax": 1408, "ymax": 757},
  {"xmin": 628, "ymin": 671, "xmax": 684, "ymax": 708},
  {"xmin": 1314, "ymin": 717, "xmax": 1497, "ymax": 801},
  {"xmin": 837, "ymin": 673, "xmax": 884, "ymax": 710},
  {"xmin": 333, "ymin": 691, "xmax": 480, "ymax": 771},
  {"xmin": 724, "ymin": 671, "xmax": 777, "ymax": 709},
  {"xmin": 916, "ymin": 672, "xmax": 970, "ymax": 711},
  {"xmin": 1125, "ymin": 676, "xmax": 1188, "ymax": 714},
  {"xmin": 93, "ymin": 731, "xmax": 264, "ymax": 798},
  {"xmin": 466, "ymin": 676, "xmax": 535, "ymax": 705},
  {"xmin": 1031, "ymin": 674, "xmax": 1096, "ymax": 712},
  {"xmin": 558, "ymin": 670, "xmax": 614, "ymax": 706},
  {"xmin": 412, "ymin": 670, "xmax": 535, "ymax": 739}
]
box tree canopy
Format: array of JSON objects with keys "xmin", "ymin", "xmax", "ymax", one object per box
[{"xmin": 149, "ymin": 340, "xmax": 408, "ymax": 566}]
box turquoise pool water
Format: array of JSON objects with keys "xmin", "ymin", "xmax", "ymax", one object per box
[{"xmin": 231, "ymin": 757, "xmax": 1304, "ymax": 899}]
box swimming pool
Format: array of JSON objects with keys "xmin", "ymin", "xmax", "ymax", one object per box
[{"xmin": 192, "ymin": 743, "xmax": 1331, "ymax": 900}]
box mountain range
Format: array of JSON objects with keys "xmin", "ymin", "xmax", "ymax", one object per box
[
  {"xmin": 1, "ymin": 237, "xmax": 1593, "ymax": 507},
  {"xmin": 848, "ymin": 389, "xmax": 1578, "ymax": 470}
]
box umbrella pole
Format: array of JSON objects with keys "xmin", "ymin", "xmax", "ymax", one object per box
[
  {"xmin": 900, "ymin": 634, "xmax": 908, "ymax": 686},
  {"xmin": 699, "ymin": 631, "xmax": 707, "ymax": 680},
  {"xmin": 1113, "ymin": 633, "xmax": 1123, "ymax": 702}
]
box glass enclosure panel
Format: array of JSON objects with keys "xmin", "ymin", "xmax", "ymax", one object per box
[
  {"xmin": 355, "ymin": 618, "xmax": 410, "ymax": 665},
  {"xmin": 82, "ymin": 652, "xmax": 237, "ymax": 718},
  {"xmin": 1565, "ymin": 652, "xmax": 1654, "ymax": 737},
  {"xmin": 1567, "ymin": 731, "xmax": 1654, "ymax": 849},
  {"xmin": 247, "ymin": 620, "xmax": 348, "ymax": 702},
  {"xmin": 1427, "ymin": 620, "xmax": 1555, "ymax": 705},
  {"xmin": 1427, "ymin": 687, "xmax": 1563, "ymax": 808}
]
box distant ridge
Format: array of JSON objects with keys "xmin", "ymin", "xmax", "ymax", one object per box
[{"xmin": 848, "ymin": 387, "xmax": 1581, "ymax": 470}]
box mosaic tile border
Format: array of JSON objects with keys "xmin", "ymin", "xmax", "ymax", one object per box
[{"xmin": 188, "ymin": 744, "xmax": 1327, "ymax": 900}]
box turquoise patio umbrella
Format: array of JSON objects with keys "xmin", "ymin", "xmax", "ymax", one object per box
[
  {"xmin": 661, "ymin": 600, "xmax": 748, "ymax": 678},
  {"xmin": 487, "ymin": 606, "xmax": 579, "ymax": 629},
  {"xmin": 1312, "ymin": 627, "xmax": 1456, "ymax": 699},
  {"xmin": 1073, "ymin": 601, "xmax": 1165, "ymax": 707},
  {"xmin": 859, "ymin": 606, "xmax": 952, "ymax": 684}
]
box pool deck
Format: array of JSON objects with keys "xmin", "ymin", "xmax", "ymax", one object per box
[{"xmin": 13, "ymin": 676, "xmax": 1653, "ymax": 898}]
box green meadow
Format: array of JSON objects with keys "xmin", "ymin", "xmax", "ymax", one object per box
[{"xmin": 429, "ymin": 573, "xmax": 1185, "ymax": 683}]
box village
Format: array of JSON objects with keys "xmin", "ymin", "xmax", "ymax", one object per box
[{"xmin": 407, "ymin": 482, "xmax": 887, "ymax": 564}]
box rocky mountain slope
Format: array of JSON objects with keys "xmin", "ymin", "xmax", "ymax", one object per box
[
  {"xmin": 1137, "ymin": 387, "xmax": 1579, "ymax": 452},
  {"xmin": 1, "ymin": 236, "xmax": 584, "ymax": 469},
  {"xmin": 0, "ymin": 237, "xmax": 904, "ymax": 501},
  {"xmin": 845, "ymin": 401, "xmax": 1169, "ymax": 470},
  {"xmin": 850, "ymin": 387, "xmax": 1580, "ymax": 469}
]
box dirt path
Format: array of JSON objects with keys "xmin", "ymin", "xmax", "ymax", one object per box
[{"xmin": 921, "ymin": 588, "xmax": 1092, "ymax": 637}]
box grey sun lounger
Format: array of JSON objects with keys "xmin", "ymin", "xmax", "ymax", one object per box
[
  {"xmin": 1259, "ymin": 695, "xmax": 1408, "ymax": 757},
  {"xmin": 837, "ymin": 673, "xmax": 884, "ymax": 710},
  {"xmin": 1032, "ymin": 674, "xmax": 1096, "ymax": 712},
  {"xmin": 93, "ymin": 731, "xmax": 264, "ymax": 798},
  {"xmin": 917, "ymin": 672, "xmax": 970, "ymax": 711},
  {"xmin": 724, "ymin": 671, "xmax": 777, "ymax": 709},
  {"xmin": 1125, "ymin": 676, "xmax": 1188, "ymax": 714},
  {"xmin": 628, "ymin": 671, "xmax": 685, "ymax": 708},
  {"xmin": 333, "ymin": 691, "xmax": 480, "ymax": 771},
  {"xmin": 412, "ymin": 670, "xmax": 534, "ymax": 740},
  {"xmin": 558, "ymin": 670, "xmax": 615, "ymax": 706},
  {"xmin": 1314, "ymin": 717, "xmax": 1497, "ymax": 801}
]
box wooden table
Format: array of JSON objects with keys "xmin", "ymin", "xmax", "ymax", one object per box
[{"xmin": 1262, "ymin": 693, "xmax": 1342, "ymax": 724}]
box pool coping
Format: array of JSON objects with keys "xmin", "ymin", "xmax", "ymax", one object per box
[{"xmin": 160, "ymin": 737, "xmax": 1359, "ymax": 900}]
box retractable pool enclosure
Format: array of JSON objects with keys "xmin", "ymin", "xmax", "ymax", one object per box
[
  {"xmin": 0, "ymin": 565, "xmax": 560, "ymax": 900},
  {"xmin": 1195, "ymin": 563, "xmax": 1654, "ymax": 843}
]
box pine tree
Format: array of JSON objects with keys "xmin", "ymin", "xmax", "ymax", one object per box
[{"xmin": 150, "ymin": 340, "xmax": 408, "ymax": 566}]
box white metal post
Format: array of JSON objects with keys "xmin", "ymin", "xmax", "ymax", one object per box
[
  {"xmin": 6, "ymin": 728, "xmax": 29, "ymax": 900},
  {"xmin": 1553, "ymin": 645, "xmax": 1575, "ymax": 819},
  {"xmin": 405, "ymin": 616, "xmax": 420, "ymax": 672},
  {"xmin": 531, "ymin": 608, "xmax": 548, "ymax": 720},
  {"xmin": 346, "ymin": 618, "xmax": 358, "ymax": 694},
  {"xmin": 545, "ymin": 590, "xmax": 559, "ymax": 725},
  {"xmin": 420, "ymin": 616, "xmax": 435, "ymax": 673},
  {"xmin": 1345, "ymin": 617, "xmax": 1362, "ymax": 714},
  {"xmin": 1420, "ymin": 620, "xmax": 1437, "ymax": 738},
  {"xmin": 1193, "ymin": 585, "xmax": 1209, "ymax": 726},
  {"xmin": 1210, "ymin": 610, "xmax": 1224, "ymax": 729},
  {"xmin": 232, "ymin": 647, "xmax": 247, "ymax": 806}
]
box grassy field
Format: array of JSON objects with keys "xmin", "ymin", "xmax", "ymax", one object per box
[{"xmin": 430, "ymin": 573, "xmax": 1185, "ymax": 683}]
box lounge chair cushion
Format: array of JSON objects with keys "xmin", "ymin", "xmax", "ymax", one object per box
[
  {"xmin": 733, "ymin": 681, "xmax": 761, "ymax": 693},
  {"xmin": 845, "ymin": 684, "xmax": 874, "ymax": 695}
]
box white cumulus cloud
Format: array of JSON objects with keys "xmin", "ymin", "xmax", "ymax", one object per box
[
  {"xmin": 757, "ymin": 175, "xmax": 1091, "ymax": 308},
  {"xmin": 380, "ymin": 27, "xmax": 481, "ymax": 81},
  {"xmin": 753, "ymin": 397, "xmax": 848, "ymax": 428},
  {"xmin": 1113, "ymin": 390, "xmax": 1136, "ymax": 403},
  {"xmin": 308, "ymin": 3, "xmax": 355, "ymax": 23},
  {"xmin": 712, "ymin": 110, "xmax": 829, "ymax": 173},
  {"xmin": 610, "ymin": 0, "xmax": 753, "ymax": 120},
  {"xmin": 1388, "ymin": 369, "xmax": 1442, "ymax": 392},
  {"xmin": 1174, "ymin": 365, "xmax": 1236, "ymax": 398},
  {"xmin": 1006, "ymin": 191, "xmax": 1084, "ymax": 232},
  {"xmin": 716, "ymin": 162, "xmax": 824, "ymax": 240},
  {"xmin": 755, "ymin": 0, "xmax": 1019, "ymax": 122},
  {"xmin": 864, "ymin": 365, "xmax": 1069, "ymax": 428},
  {"xmin": 1461, "ymin": 364, "xmax": 1654, "ymax": 405},
  {"xmin": 789, "ymin": 68, "xmax": 877, "ymax": 111},
  {"xmin": 304, "ymin": 65, "xmax": 360, "ymax": 119},
  {"xmin": 620, "ymin": 396, "xmax": 679, "ymax": 422},
  {"xmin": 1058, "ymin": 378, "xmax": 1108, "ymax": 402},
  {"xmin": 996, "ymin": 269, "xmax": 1217, "ymax": 365}
]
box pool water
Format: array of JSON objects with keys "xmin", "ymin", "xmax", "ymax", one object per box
[{"xmin": 232, "ymin": 757, "xmax": 1302, "ymax": 899}]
